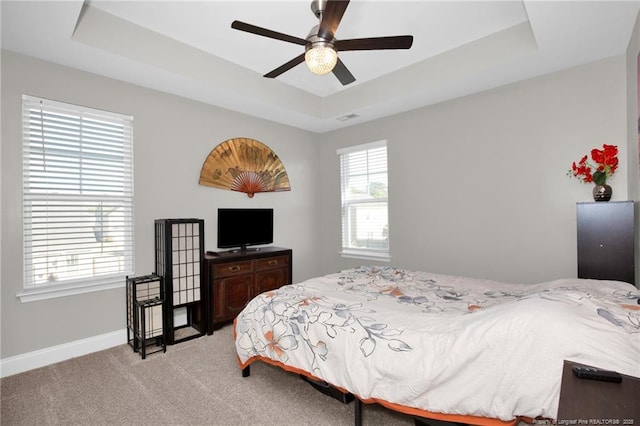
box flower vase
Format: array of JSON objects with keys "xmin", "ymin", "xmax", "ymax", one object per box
[{"xmin": 592, "ymin": 184, "xmax": 612, "ymax": 202}]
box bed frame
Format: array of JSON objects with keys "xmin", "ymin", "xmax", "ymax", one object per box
[
  {"xmin": 241, "ymin": 365, "xmax": 376, "ymax": 426},
  {"xmin": 241, "ymin": 364, "xmax": 514, "ymax": 426}
]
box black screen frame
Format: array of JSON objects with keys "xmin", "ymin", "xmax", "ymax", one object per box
[{"xmin": 217, "ymin": 208, "xmax": 274, "ymax": 251}]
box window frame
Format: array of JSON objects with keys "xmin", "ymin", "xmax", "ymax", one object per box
[
  {"xmin": 337, "ymin": 140, "xmax": 391, "ymax": 262},
  {"xmin": 18, "ymin": 95, "xmax": 135, "ymax": 302}
]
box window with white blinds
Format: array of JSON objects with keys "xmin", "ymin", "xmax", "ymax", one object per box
[
  {"xmin": 22, "ymin": 95, "xmax": 134, "ymax": 295},
  {"xmin": 337, "ymin": 140, "xmax": 390, "ymax": 260}
]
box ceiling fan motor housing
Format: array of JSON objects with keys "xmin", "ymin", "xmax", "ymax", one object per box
[
  {"xmin": 307, "ymin": 0, "xmax": 335, "ymax": 50},
  {"xmin": 306, "ymin": 24, "xmax": 335, "ymax": 51}
]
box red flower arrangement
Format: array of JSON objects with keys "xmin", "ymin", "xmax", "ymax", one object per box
[{"xmin": 569, "ymin": 144, "xmax": 618, "ymax": 185}]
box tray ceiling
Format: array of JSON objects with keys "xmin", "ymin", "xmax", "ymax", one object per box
[{"xmin": 2, "ymin": 1, "xmax": 639, "ymax": 133}]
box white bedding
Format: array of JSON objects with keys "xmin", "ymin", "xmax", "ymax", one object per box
[{"xmin": 234, "ymin": 266, "xmax": 640, "ymax": 422}]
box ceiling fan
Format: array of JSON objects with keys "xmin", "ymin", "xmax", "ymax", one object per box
[{"xmin": 231, "ymin": 0, "xmax": 414, "ymax": 86}]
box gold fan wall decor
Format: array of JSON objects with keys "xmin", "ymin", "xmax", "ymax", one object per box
[{"xmin": 199, "ymin": 138, "xmax": 291, "ymax": 198}]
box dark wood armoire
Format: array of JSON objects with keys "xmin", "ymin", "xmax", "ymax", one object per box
[{"xmin": 576, "ymin": 201, "xmax": 636, "ymax": 286}]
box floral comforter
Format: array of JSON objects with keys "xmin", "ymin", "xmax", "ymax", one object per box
[{"xmin": 234, "ymin": 266, "xmax": 640, "ymax": 421}]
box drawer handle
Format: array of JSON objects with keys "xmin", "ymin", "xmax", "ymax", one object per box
[
  {"xmin": 268, "ymin": 260, "xmax": 278, "ymax": 266},
  {"xmin": 228, "ymin": 265, "xmax": 241, "ymax": 272}
]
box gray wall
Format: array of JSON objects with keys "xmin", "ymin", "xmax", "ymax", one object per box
[
  {"xmin": 318, "ymin": 55, "xmax": 631, "ymax": 283},
  {"xmin": 1, "ymin": 50, "xmax": 321, "ymax": 358},
  {"xmin": 2, "ymin": 47, "xmax": 638, "ymax": 362},
  {"xmin": 626, "ymin": 10, "xmax": 640, "ymax": 287}
]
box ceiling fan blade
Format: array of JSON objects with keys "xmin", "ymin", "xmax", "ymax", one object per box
[
  {"xmin": 264, "ymin": 53, "xmax": 306, "ymax": 78},
  {"xmin": 317, "ymin": 0, "xmax": 350, "ymax": 41},
  {"xmin": 332, "ymin": 58, "xmax": 355, "ymax": 86},
  {"xmin": 336, "ymin": 36, "xmax": 414, "ymax": 51},
  {"xmin": 231, "ymin": 21, "xmax": 307, "ymax": 46}
]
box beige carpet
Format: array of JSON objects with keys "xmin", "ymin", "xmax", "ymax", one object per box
[{"xmin": 1, "ymin": 324, "xmax": 413, "ymax": 425}]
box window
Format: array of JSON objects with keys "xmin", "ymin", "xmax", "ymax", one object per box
[
  {"xmin": 20, "ymin": 95, "xmax": 134, "ymax": 301},
  {"xmin": 337, "ymin": 140, "xmax": 390, "ymax": 260}
]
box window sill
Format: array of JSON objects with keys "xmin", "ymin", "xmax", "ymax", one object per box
[
  {"xmin": 17, "ymin": 277, "xmax": 125, "ymax": 303},
  {"xmin": 339, "ymin": 250, "xmax": 391, "ymax": 262}
]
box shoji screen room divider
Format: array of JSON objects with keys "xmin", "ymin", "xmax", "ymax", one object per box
[{"xmin": 155, "ymin": 218, "xmax": 206, "ymax": 344}]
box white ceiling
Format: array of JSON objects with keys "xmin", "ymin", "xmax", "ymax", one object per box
[{"xmin": 2, "ymin": 0, "xmax": 639, "ymax": 133}]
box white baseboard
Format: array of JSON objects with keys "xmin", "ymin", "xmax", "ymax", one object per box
[
  {"xmin": 0, "ymin": 328, "xmax": 127, "ymax": 378},
  {"xmin": 1, "ymin": 309, "xmax": 187, "ymax": 378}
]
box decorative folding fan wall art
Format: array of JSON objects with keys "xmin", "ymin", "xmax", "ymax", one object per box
[{"xmin": 199, "ymin": 138, "xmax": 291, "ymax": 197}]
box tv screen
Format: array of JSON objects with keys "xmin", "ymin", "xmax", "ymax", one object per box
[{"xmin": 217, "ymin": 208, "xmax": 273, "ymax": 251}]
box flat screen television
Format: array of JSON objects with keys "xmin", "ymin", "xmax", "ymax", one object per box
[{"xmin": 217, "ymin": 208, "xmax": 273, "ymax": 251}]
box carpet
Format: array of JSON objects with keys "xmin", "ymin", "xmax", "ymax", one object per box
[{"xmin": 1, "ymin": 324, "xmax": 413, "ymax": 425}]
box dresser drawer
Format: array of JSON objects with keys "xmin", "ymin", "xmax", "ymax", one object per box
[
  {"xmin": 213, "ymin": 260, "xmax": 253, "ymax": 277},
  {"xmin": 256, "ymin": 255, "xmax": 289, "ymax": 271}
]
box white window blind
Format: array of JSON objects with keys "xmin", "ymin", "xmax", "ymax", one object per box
[
  {"xmin": 338, "ymin": 141, "xmax": 390, "ymax": 259},
  {"xmin": 22, "ymin": 95, "xmax": 134, "ymax": 293}
]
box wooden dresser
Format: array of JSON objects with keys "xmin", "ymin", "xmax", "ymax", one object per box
[{"xmin": 204, "ymin": 247, "xmax": 292, "ymax": 334}]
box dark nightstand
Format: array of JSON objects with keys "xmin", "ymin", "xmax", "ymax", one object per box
[{"xmin": 557, "ymin": 360, "xmax": 640, "ymax": 423}]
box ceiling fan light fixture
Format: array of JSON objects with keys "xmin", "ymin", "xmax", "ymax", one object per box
[{"xmin": 305, "ymin": 44, "xmax": 337, "ymax": 75}]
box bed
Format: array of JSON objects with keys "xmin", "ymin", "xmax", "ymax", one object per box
[{"xmin": 234, "ymin": 266, "xmax": 640, "ymax": 425}]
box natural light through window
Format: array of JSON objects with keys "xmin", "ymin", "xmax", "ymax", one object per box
[
  {"xmin": 337, "ymin": 140, "xmax": 390, "ymax": 261},
  {"xmin": 21, "ymin": 95, "xmax": 134, "ymax": 301}
]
